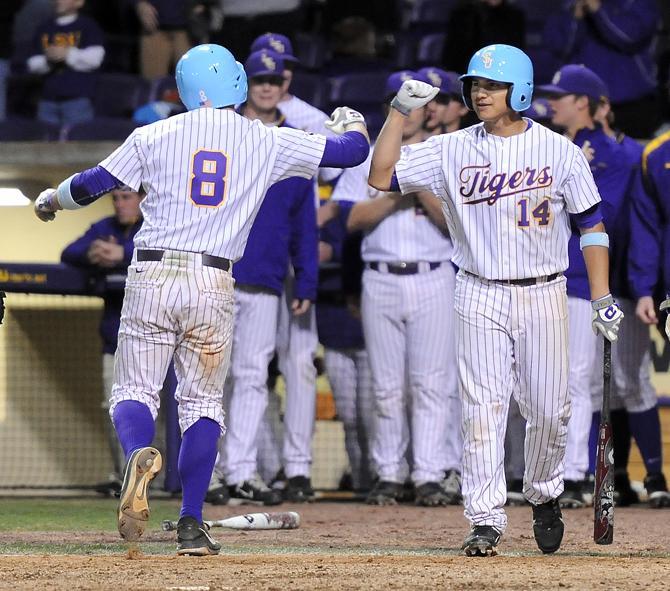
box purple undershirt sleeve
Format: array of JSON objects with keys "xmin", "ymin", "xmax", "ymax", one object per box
[
  {"xmin": 572, "ymin": 204, "xmax": 603, "ymax": 229},
  {"xmin": 320, "ymin": 131, "xmax": 369, "ymax": 168},
  {"xmin": 70, "ymin": 165, "xmax": 125, "ymax": 206}
]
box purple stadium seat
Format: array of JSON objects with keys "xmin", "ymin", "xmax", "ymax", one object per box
[
  {"xmin": 0, "ymin": 118, "xmax": 59, "ymax": 141},
  {"xmin": 63, "ymin": 117, "xmax": 138, "ymax": 141},
  {"xmin": 328, "ymin": 72, "xmax": 391, "ymax": 111},
  {"xmin": 93, "ymin": 73, "xmax": 149, "ymax": 118},
  {"xmin": 416, "ymin": 33, "xmax": 446, "ymax": 66},
  {"xmin": 409, "ymin": 0, "xmax": 456, "ymax": 30},
  {"xmin": 290, "ymin": 72, "xmax": 326, "ymax": 110}
]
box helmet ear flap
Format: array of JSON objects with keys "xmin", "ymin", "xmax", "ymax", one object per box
[{"xmin": 462, "ymin": 78, "xmax": 474, "ymax": 110}]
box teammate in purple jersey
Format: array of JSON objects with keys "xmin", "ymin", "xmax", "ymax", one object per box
[
  {"xmin": 369, "ymin": 44, "xmax": 623, "ymax": 556},
  {"xmin": 34, "ymin": 43, "xmax": 370, "ymax": 555}
]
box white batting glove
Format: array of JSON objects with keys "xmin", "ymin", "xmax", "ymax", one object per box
[
  {"xmin": 660, "ymin": 297, "xmax": 670, "ymax": 340},
  {"xmin": 391, "ymin": 80, "xmax": 440, "ymax": 116},
  {"xmin": 591, "ymin": 294, "xmax": 624, "ymax": 342},
  {"xmin": 34, "ymin": 188, "xmax": 60, "ymax": 222},
  {"xmin": 325, "ymin": 106, "xmax": 366, "ymax": 135}
]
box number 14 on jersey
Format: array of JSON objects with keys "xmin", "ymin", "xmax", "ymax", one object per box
[{"xmin": 517, "ymin": 197, "xmax": 551, "ymax": 228}]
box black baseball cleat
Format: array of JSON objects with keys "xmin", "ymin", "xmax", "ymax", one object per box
[
  {"xmin": 205, "ymin": 477, "xmax": 229, "ymax": 506},
  {"xmin": 532, "ymin": 499, "xmax": 564, "ymax": 554},
  {"xmin": 462, "ymin": 525, "xmax": 502, "ymax": 557},
  {"xmin": 117, "ymin": 447, "xmax": 162, "ymax": 542},
  {"xmin": 366, "ymin": 480, "xmax": 403, "ymax": 506},
  {"xmin": 558, "ymin": 479, "xmax": 586, "ymax": 509},
  {"xmin": 614, "ymin": 471, "xmax": 639, "ymax": 507},
  {"xmin": 176, "ymin": 516, "xmax": 221, "ymax": 556},
  {"xmin": 285, "ymin": 475, "xmax": 316, "ymax": 503},
  {"xmin": 644, "ymin": 472, "xmax": 670, "ymax": 508},
  {"xmin": 415, "ymin": 481, "xmax": 452, "ymax": 507},
  {"xmin": 228, "ymin": 476, "xmax": 283, "ymax": 506}
]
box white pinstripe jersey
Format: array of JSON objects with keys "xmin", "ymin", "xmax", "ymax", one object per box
[
  {"xmin": 395, "ymin": 120, "xmax": 601, "ymax": 279},
  {"xmin": 99, "ymin": 107, "xmax": 326, "ymax": 260},
  {"xmin": 332, "ymin": 150, "xmax": 454, "ymax": 263}
]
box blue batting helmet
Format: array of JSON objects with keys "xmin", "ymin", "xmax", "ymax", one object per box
[
  {"xmin": 459, "ymin": 44, "xmax": 533, "ymax": 112},
  {"xmin": 176, "ymin": 44, "xmax": 247, "ymax": 110}
]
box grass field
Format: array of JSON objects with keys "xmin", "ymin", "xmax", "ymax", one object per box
[{"xmin": 0, "ymin": 496, "xmax": 669, "ymax": 590}]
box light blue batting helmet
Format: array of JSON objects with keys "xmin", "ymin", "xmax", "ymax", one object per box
[
  {"xmin": 176, "ymin": 44, "xmax": 248, "ymax": 110},
  {"xmin": 459, "ymin": 44, "xmax": 533, "ymax": 112}
]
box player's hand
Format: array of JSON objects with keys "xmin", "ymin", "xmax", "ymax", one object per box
[
  {"xmin": 291, "ymin": 298, "xmax": 311, "ymax": 316},
  {"xmin": 88, "ymin": 239, "xmax": 124, "ymax": 268},
  {"xmin": 636, "ymin": 296, "xmax": 657, "ymax": 325},
  {"xmin": 391, "ymin": 80, "xmax": 440, "ymax": 116},
  {"xmin": 34, "ymin": 188, "xmax": 60, "ymax": 222},
  {"xmin": 319, "ymin": 241, "xmax": 333, "ymax": 263},
  {"xmin": 325, "ymin": 106, "xmax": 366, "ymax": 135},
  {"xmin": 591, "ymin": 294, "xmax": 624, "ymax": 342}
]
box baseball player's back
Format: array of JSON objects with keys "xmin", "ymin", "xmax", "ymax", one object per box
[{"xmin": 103, "ymin": 107, "xmax": 324, "ymax": 261}]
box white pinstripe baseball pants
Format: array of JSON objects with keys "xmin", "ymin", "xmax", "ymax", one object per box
[
  {"xmin": 110, "ymin": 250, "xmax": 234, "ymax": 434},
  {"xmin": 564, "ymin": 296, "xmax": 597, "ymax": 482},
  {"xmin": 223, "ymin": 285, "xmax": 281, "ymax": 485},
  {"xmin": 456, "ymin": 271, "xmax": 570, "ymax": 532},
  {"xmin": 362, "ymin": 263, "xmax": 455, "ymax": 485},
  {"xmin": 590, "ymin": 298, "xmax": 658, "ymax": 413},
  {"xmin": 277, "ymin": 275, "xmax": 319, "ymax": 479},
  {"xmin": 324, "ymin": 347, "xmax": 375, "ymax": 490}
]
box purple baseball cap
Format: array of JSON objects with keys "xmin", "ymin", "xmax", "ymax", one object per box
[
  {"xmin": 417, "ymin": 67, "xmax": 452, "ymax": 95},
  {"xmin": 538, "ymin": 64, "xmax": 609, "ymax": 101},
  {"xmin": 526, "ymin": 97, "xmax": 552, "ymax": 121},
  {"xmin": 385, "ymin": 70, "xmax": 420, "ymax": 97},
  {"xmin": 250, "ymin": 33, "xmax": 298, "ymax": 63},
  {"xmin": 244, "ymin": 49, "xmax": 285, "ymax": 78}
]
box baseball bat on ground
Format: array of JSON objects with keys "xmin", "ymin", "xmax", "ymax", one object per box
[
  {"xmin": 593, "ymin": 339, "xmax": 614, "ymax": 545},
  {"xmin": 161, "ymin": 511, "xmax": 300, "ymax": 532}
]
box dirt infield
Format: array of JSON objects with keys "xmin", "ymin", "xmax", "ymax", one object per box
[{"xmin": 1, "ymin": 503, "xmax": 668, "ymax": 590}]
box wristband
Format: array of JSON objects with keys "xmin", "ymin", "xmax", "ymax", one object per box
[{"xmin": 579, "ymin": 231, "xmax": 609, "ymax": 250}]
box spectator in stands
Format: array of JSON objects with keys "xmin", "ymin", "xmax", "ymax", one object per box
[
  {"xmin": 0, "ymin": 2, "xmax": 22, "ymax": 121},
  {"xmin": 134, "ymin": 0, "xmax": 191, "ymax": 79},
  {"xmin": 543, "ymin": 0, "xmax": 660, "ymax": 139},
  {"xmin": 442, "ymin": 0, "xmax": 526, "ymax": 74},
  {"xmin": 27, "ymin": 0, "xmax": 104, "ymax": 126},
  {"xmin": 133, "ymin": 87, "xmax": 185, "ymax": 124},
  {"xmin": 61, "ymin": 187, "xmax": 143, "ymax": 495},
  {"xmin": 214, "ymin": 1, "xmax": 305, "ymax": 62}
]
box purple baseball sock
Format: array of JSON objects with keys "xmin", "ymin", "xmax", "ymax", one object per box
[
  {"xmin": 628, "ymin": 406, "xmax": 663, "ymax": 475},
  {"xmin": 179, "ymin": 418, "xmax": 221, "ymax": 524},
  {"xmin": 112, "ymin": 400, "xmax": 155, "ymax": 460}
]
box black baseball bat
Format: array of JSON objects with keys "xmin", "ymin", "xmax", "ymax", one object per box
[{"xmin": 594, "ymin": 338, "xmax": 614, "ymax": 545}]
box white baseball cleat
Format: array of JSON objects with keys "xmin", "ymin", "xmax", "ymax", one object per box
[{"xmin": 117, "ymin": 446, "xmax": 162, "ymax": 541}]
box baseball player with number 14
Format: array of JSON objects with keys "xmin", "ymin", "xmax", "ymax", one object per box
[
  {"xmin": 33, "ymin": 43, "xmax": 370, "ymax": 556},
  {"xmin": 369, "ymin": 44, "xmax": 624, "ymax": 556}
]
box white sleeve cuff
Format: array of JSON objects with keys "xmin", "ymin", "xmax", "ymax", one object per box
[
  {"xmin": 65, "ymin": 46, "xmax": 105, "ymax": 72},
  {"xmin": 56, "ymin": 174, "xmax": 84, "ymax": 210}
]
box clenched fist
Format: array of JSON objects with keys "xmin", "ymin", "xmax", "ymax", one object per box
[
  {"xmin": 391, "ymin": 80, "xmax": 440, "ymax": 116},
  {"xmin": 34, "ymin": 188, "xmax": 61, "ymax": 222},
  {"xmin": 325, "ymin": 106, "xmax": 366, "ymax": 135}
]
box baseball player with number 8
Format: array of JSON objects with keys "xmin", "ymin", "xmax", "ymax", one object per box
[
  {"xmin": 33, "ymin": 43, "xmax": 370, "ymax": 556},
  {"xmin": 369, "ymin": 44, "xmax": 623, "ymax": 556}
]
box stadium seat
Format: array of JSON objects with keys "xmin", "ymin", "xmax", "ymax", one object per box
[
  {"xmin": 93, "ymin": 73, "xmax": 149, "ymax": 118},
  {"xmin": 409, "ymin": 0, "xmax": 455, "ymax": 31},
  {"xmin": 0, "ymin": 118, "xmax": 59, "ymax": 141},
  {"xmin": 62, "ymin": 117, "xmax": 138, "ymax": 141},
  {"xmin": 416, "ymin": 33, "xmax": 446, "ymax": 66},
  {"xmin": 327, "ymin": 72, "xmax": 391, "ymax": 112}
]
